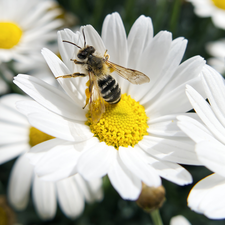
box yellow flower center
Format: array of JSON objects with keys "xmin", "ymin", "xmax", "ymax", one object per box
[
  {"xmin": 212, "ymin": 0, "xmax": 225, "ymax": 10},
  {"xmin": 0, "ymin": 22, "xmax": 22, "ymax": 49},
  {"xmin": 29, "ymin": 127, "xmax": 54, "ymax": 147},
  {"xmin": 86, "ymin": 94, "xmax": 148, "ymax": 149}
]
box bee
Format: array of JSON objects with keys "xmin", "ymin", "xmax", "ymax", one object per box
[{"xmin": 56, "ymin": 29, "xmax": 150, "ymax": 123}]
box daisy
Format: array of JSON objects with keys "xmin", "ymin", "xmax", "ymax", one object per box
[
  {"xmin": 206, "ymin": 39, "xmax": 225, "ymax": 74},
  {"xmin": 0, "ymin": 0, "xmax": 62, "ymax": 63},
  {"xmin": 14, "ymin": 12, "xmax": 206, "ymax": 200},
  {"xmin": 177, "ymin": 65, "xmax": 225, "ymax": 219},
  {"xmin": 0, "ymin": 93, "xmax": 103, "ymax": 220},
  {"xmin": 170, "ymin": 215, "xmax": 191, "ymax": 225},
  {"xmin": 187, "ymin": 0, "xmax": 225, "ymax": 29}
]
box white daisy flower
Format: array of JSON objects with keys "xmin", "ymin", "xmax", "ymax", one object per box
[
  {"xmin": 206, "ymin": 39, "xmax": 225, "ymax": 74},
  {"xmin": 187, "ymin": 0, "xmax": 225, "ymax": 29},
  {"xmin": 0, "ymin": 93, "xmax": 103, "ymax": 220},
  {"xmin": 177, "ymin": 65, "xmax": 225, "ymax": 219},
  {"xmin": 170, "ymin": 215, "xmax": 191, "ymax": 225},
  {"xmin": 14, "ymin": 12, "xmax": 206, "ymax": 200},
  {"xmin": 0, "ymin": 0, "xmax": 62, "ymax": 63}
]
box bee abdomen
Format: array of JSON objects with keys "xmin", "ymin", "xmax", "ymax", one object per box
[{"xmin": 98, "ymin": 75, "xmax": 121, "ymax": 104}]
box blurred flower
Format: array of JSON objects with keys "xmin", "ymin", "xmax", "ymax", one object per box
[
  {"xmin": 170, "ymin": 215, "xmax": 191, "ymax": 225},
  {"xmin": 14, "ymin": 12, "xmax": 206, "ymax": 200},
  {"xmin": 0, "ymin": 195, "xmax": 17, "ymax": 225},
  {"xmin": 13, "ymin": 26, "xmax": 79, "ymax": 87},
  {"xmin": 187, "ymin": 0, "xmax": 225, "ymax": 29},
  {"xmin": 0, "ymin": 94, "xmax": 103, "ymax": 220},
  {"xmin": 206, "ymin": 39, "xmax": 225, "ymax": 74},
  {"xmin": 177, "ymin": 65, "xmax": 225, "ymax": 219},
  {"xmin": 0, "ymin": 0, "xmax": 62, "ymax": 64}
]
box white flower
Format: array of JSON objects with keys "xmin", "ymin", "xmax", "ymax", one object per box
[
  {"xmin": 14, "ymin": 12, "xmax": 206, "ymax": 200},
  {"xmin": 0, "ymin": 93, "xmax": 103, "ymax": 220},
  {"xmin": 206, "ymin": 39, "xmax": 225, "ymax": 74},
  {"xmin": 170, "ymin": 215, "xmax": 191, "ymax": 225},
  {"xmin": 177, "ymin": 65, "xmax": 225, "ymax": 219},
  {"xmin": 0, "ymin": 0, "xmax": 62, "ymax": 63},
  {"xmin": 187, "ymin": 0, "xmax": 225, "ymax": 29}
]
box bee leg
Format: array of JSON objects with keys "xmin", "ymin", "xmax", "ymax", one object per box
[
  {"xmin": 104, "ymin": 50, "xmax": 109, "ymax": 60},
  {"xmin": 55, "ymin": 73, "xmax": 86, "ymax": 79},
  {"xmin": 71, "ymin": 59, "xmax": 86, "ymax": 65}
]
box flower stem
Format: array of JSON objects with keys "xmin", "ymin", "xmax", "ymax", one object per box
[{"xmin": 150, "ymin": 209, "xmax": 164, "ymax": 225}]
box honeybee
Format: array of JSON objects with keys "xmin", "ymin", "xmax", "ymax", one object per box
[{"xmin": 56, "ymin": 29, "xmax": 150, "ymax": 123}]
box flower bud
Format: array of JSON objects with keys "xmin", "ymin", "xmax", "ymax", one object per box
[{"xmin": 136, "ymin": 183, "xmax": 165, "ymax": 212}]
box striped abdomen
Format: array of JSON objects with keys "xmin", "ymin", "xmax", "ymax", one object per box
[{"xmin": 98, "ymin": 75, "xmax": 121, "ymax": 104}]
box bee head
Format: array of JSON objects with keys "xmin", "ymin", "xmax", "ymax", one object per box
[{"xmin": 77, "ymin": 46, "xmax": 95, "ymax": 60}]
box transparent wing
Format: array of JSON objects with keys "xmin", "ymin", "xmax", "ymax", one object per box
[
  {"xmin": 88, "ymin": 72, "xmax": 105, "ymax": 123},
  {"xmin": 105, "ymin": 60, "xmax": 150, "ymax": 85}
]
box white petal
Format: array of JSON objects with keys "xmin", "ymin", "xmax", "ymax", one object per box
[
  {"xmin": 101, "ymin": 12, "xmax": 129, "ymax": 93},
  {"xmin": 128, "ymin": 31, "xmax": 172, "ymax": 102},
  {"xmin": 170, "ymin": 215, "xmax": 191, "ymax": 225},
  {"xmin": 108, "ymin": 151, "xmax": 142, "ymax": 200},
  {"xmin": 177, "ymin": 115, "xmax": 216, "ymax": 143},
  {"xmin": 148, "ymin": 114, "xmax": 192, "ymax": 137},
  {"xmin": 14, "ymin": 74, "xmax": 86, "ymax": 121},
  {"xmin": 186, "ymin": 84, "xmax": 225, "ymax": 145},
  {"xmin": 56, "ymin": 176, "xmax": 85, "ymax": 219},
  {"xmin": 0, "ymin": 143, "xmax": 30, "ymax": 164},
  {"xmin": 127, "ymin": 15, "xmax": 153, "ymax": 70},
  {"xmin": 145, "ymin": 153, "xmax": 192, "ymax": 185},
  {"xmin": 195, "ymin": 140, "xmax": 225, "ymax": 177},
  {"xmin": 159, "ymin": 56, "xmax": 205, "ymax": 99},
  {"xmin": 77, "ymin": 142, "xmax": 117, "ymax": 180},
  {"xmin": 41, "ymin": 48, "xmax": 85, "ymax": 107},
  {"xmin": 188, "ymin": 173, "xmax": 225, "ymax": 219},
  {"xmin": 27, "ymin": 112, "xmax": 92, "ymax": 142},
  {"xmin": 32, "ymin": 175, "xmax": 56, "ymax": 220},
  {"xmin": 16, "ymin": 99, "xmax": 93, "ymax": 142},
  {"xmin": 84, "ymin": 25, "xmax": 106, "ymax": 56},
  {"xmin": 0, "ymin": 94, "xmax": 29, "ymax": 126},
  {"xmin": 8, "ymin": 154, "xmax": 33, "ymax": 210},
  {"xmin": 33, "ymin": 142, "xmax": 79, "ymax": 178},
  {"xmin": 202, "ymin": 65, "xmax": 225, "ymax": 128},
  {"xmin": 140, "ymin": 37, "xmax": 187, "ymax": 105},
  {"xmin": 74, "ymin": 174, "xmax": 103, "ymax": 203},
  {"xmin": 138, "ymin": 135, "xmax": 201, "ymax": 165},
  {"xmin": 119, "ymin": 146, "xmax": 161, "ymax": 187}
]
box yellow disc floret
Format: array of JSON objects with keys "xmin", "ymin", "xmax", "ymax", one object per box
[
  {"xmin": 0, "ymin": 22, "xmax": 22, "ymax": 49},
  {"xmin": 212, "ymin": 0, "xmax": 225, "ymax": 10},
  {"xmin": 86, "ymin": 94, "xmax": 148, "ymax": 149},
  {"xmin": 29, "ymin": 127, "xmax": 54, "ymax": 147}
]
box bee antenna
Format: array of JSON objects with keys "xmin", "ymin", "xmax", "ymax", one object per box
[
  {"xmin": 82, "ymin": 28, "xmax": 86, "ymax": 48},
  {"xmin": 62, "ymin": 40, "xmax": 81, "ymax": 49}
]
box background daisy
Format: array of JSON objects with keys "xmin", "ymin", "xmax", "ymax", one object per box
[
  {"xmin": 187, "ymin": 0, "xmax": 225, "ymax": 29},
  {"xmin": 177, "ymin": 65, "xmax": 225, "ymax": 219},
  {"xmin": 0, "ymin": 93, "xmax": 103, "ymax": 220},
  {"xmin": 0, "ymin": 0, "xmax": 62, "ymax": 64},
  {"xmin": 14, "ymin": 13, "xmax": 206, "ymax": 201},
  {"xmin": 206, "ymin": 39, "xmax": 225, "ymax": 75}
]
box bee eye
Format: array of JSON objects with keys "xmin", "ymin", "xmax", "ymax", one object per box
[{"xmin": 89, "ymin": 46, "xmax": 95, "ymax": 54}]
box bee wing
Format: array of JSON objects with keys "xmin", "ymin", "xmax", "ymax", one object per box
[
  {"xmin": 105, "ymin": 60, "xmax": 150, "ymax": 85},
  {"xmin": 89, "ymin": 72, "xmax": 105, "ymax": 123}
]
